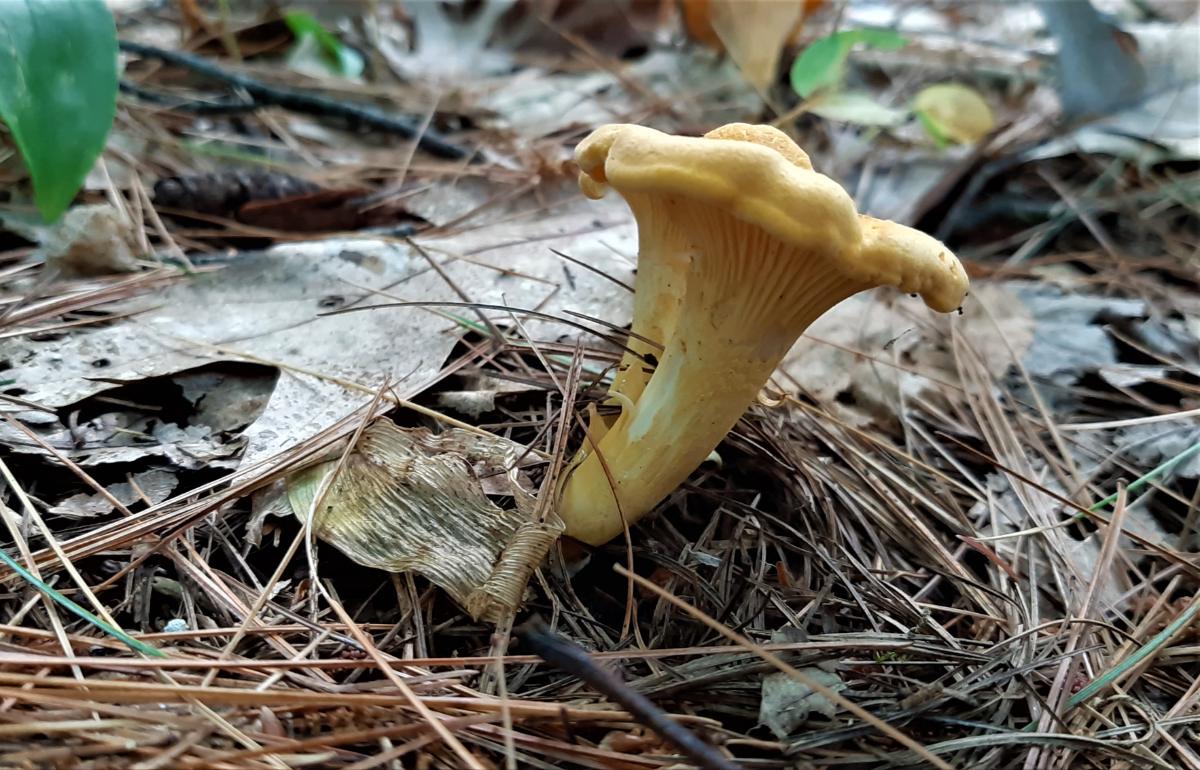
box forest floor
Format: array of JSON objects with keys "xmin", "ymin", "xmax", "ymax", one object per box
[{"xmin": 0, "ymin": 2, "xmax": 1197, "ymax": 769}]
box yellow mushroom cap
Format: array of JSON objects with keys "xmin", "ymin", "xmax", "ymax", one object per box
[
  {"xmin": 858, "ymin": 216, "xmax": 968, "ymax": 313},
  {"xmin": 703, "ymin": 122, "xmax": 813, "ymax": 169},
  {"xmin": 574, "ymin": 123, "xmax": 968, "ymax": 316}
]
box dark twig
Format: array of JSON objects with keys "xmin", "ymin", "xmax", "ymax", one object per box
[
  {"xmin": 514, "ymin": 618, "xmax": 745, "ymax": 770},
  {"xmin": 118, "ymin": 40, "xmax": 471, "ymax": 160}
]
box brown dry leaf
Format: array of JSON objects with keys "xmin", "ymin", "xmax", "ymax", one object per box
[
  {"xmin": 708, "ymin": 0, "xmax": 807, "ymax": 93},
  {"xmin": 4, "ymin": 204, "xmax": 141, "ymax": 276},
  {"xmin": 287, "ymin": 420, "xmax": 562, "ymax": 621}
]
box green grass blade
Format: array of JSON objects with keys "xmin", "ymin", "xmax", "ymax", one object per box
[
  {"xmin": 0, "ymin": 547, "xmax": 164, "ymax": 657},
  {"xmin": 1069, "ymin": 595, "xmax": 1200, "ymax": 708},
  {"xmin": 1089, "ymin": 440, "xmax": 1200, "ymax": 512}
]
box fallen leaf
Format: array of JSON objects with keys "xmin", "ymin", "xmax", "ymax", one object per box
[
  {"xmin": 760, "ymin": 667, "xmax": 843, "ymax": 738},
  {"xmin": 789, "ymin": 28, "xmax": 908, "ymax": 98},
  {"xmin": 913, "ymin": 82, "xmax": 996, "ymax": 144},
  {"xmin": 759, "ymin": 628, "xmax": 844, "ymax": 738},
  {"xmin": 1027, "ymin": 19, "xmax": 1200, "ymax": 162},
  {"xmin": 480, "ymin": 48, "xmax": 759, "ymax": 139},
  {"xmin": 383, "ymin": 0, "xmax": 519, "ymax": 82},
  {"xmin": 287, "ymin": 420, "xmax": 561, "ymax": 621},
  {"xmin": 50, "ymin": 469, "xmax": 177, "ymax": 518},
  {"xmin": 709, "ymin": 0, "xmax": 806, "ymax": 93},
  {"xmin": 806, "ymin": 90, "xmax": 909, "ymax": 128},
  {"xmin": 1063, "ymin": 534, "xmax": 1127, "ymax": 612},
  {"xmin": 3, "ymin": 204, "xmax": 141, "ymax": 276},
  {"xmin": 1038, "ymin": 0, "xmax": 1147, "ymax": 120},
  {"xmin": 1113, "ymin": 423, "xmax": 1200, "ymax": 480},
  {"xmin": 283, "ymin": 10, "xmax": 364, "ymax": 79},
  {"xmin": 1, "ymin": 201, "xmax": 634, "ymax": 466},
  {"xmin": 1012, "ymin": 281, "xmax": 1147, "ymax": 411},
  {"xmin": 780, "ymin": 282, "xmax": 1032, "ymax": 426}
]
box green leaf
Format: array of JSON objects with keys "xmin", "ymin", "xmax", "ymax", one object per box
[
  {"xmin": 790, "ymin": 28, "xmax": 907, "ymax": 99},
  {"xmin": 284, "ymin": 10, "xmax": 364, "ymax": 78},
  {"xmin": 844, "ymin": 28, "xmax": 909, "ymax": 50},
  {"xmin": 806, "ymin": 91, "xmax": 909, "ymax": 127},
  {"xmin": 0, "ymin": 0, "xmax": 118, "ymax": 222}
]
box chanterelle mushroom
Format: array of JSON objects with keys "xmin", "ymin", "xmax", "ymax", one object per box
[{"xmin": 560, "ymin": 123, "xmax": 969, "ymax": 545}]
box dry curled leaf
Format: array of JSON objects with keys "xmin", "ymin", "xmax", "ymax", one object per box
[
  {"xmin": 707, "ymin": 0, "xmax": 807, "ymax": 93},
  {"xmin": 287, "ymin": 420, "xmax": 562, "ymax": 622},
  {"xmin": 3, "ymin": 204, "xmax": 141, "ymax": 276}
]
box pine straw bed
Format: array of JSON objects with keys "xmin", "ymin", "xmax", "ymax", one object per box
[{"xmin": 0, "ymin": 242, "xmax": 1197, "ymax": 769}]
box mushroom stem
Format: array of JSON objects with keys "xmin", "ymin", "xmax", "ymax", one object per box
[
  {"xmin": 607, "ymin": 193, "xmax": 692, "ymax": 403},
  {"xmin": 560, "ymin": 203, "xmax": 866, "ymax": 545}
]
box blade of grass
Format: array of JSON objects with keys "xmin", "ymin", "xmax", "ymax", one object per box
[
  {"xmin": 1087, "ymin": 440, "xmax": 1200, "ymax": 512},
  {"xmin": 0, "ymin": 547, "xmax": 162, "ymax": 658},
  {"xmin": 1068, "ymin": 593, "xmax": 1200, "ymax": 708}
]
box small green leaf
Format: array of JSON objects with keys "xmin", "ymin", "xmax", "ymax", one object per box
[
  {"xmin": 790, "ymin": 35, "xmax": 847, "ymax": 99},
  {"xmin": 843, "ymin": 28, "xmax": 909, "ymax": 50},
  {"xmin": 284, "ymin": 10, "xmax": 364, "ymax": 78},
  {"xmin": 806, "ymin": 91, "xmax": 909, "ymax": 127},
  {"xmin": 790, "ymin": 28, "xmax": 907, "ymax": 98},
  {"xmin": 0, "ymin": 0, "xmax": 118, "ymax": 222}
]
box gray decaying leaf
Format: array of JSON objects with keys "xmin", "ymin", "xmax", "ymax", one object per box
[
  {"xmin": 0, "ymin": 202, "xmax": 633, "ymax": 466},
  {"xmin": 975, "ymin": 464, "xmax": 1169, "ymax": 616},
  {"xmin": 436, "ymin": 390, "xmax": 498, "ymax": 419},
  {"xmin": 758, "ymin": 628, "xmax": 844, "ymax": 738},
  {"xmin": 381, "ymin": 0, "xmax": 519, "ymax": 81},
  {"xmin": 49, "ymin": 469, "xmax": 177, "ymax": 518},
  {"xmin": 758, "ymin": 630, "xmax": 844, "ymax": 739},
  {"xmin": 0, "ymin": 363, "xmax": 277, "ymax": 470},
  {"xmin": 1011, "ymin": 281, "xmax": 1147, "ymax": 411},
  {"xmin": 1113, "ymin": 423, "xmax": 1200, "ymax": 480},
  {"xmin": 759, "ymin": 667, "xmax": 844, "ymax": 739},
  {"xmin": 479, "ymin": 49, "xmax": 759, "ymax": 140},
  {"xmin": 1038, "ymin": 0, "xmax": 1147, "ymax": 119},
  {"xmin": 1031, "ymin": 7, "xmax": 1199, "ymax": 162},
  {"xmin": 780, "ymin": 282, "xmax": 1033, "ymax": 427},
  {"xmin": 287, "ymin": 420, "xmax": 562, "ymax": 622}
]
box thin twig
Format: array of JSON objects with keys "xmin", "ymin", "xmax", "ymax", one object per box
[{"xmin": 118, "ymin": 40, "xmax": 470, "ymax": 160}]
